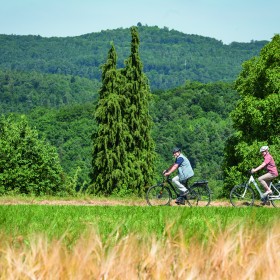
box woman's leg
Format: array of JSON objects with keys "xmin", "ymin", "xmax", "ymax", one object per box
[{"xmin": 258, "ymin": 173, "xmax": 276, "ymax": 192}]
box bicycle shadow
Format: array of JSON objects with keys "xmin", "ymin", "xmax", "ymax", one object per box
[{"xmin": 240, "ymin": 201, "xmax": 272, "ymax": 207}]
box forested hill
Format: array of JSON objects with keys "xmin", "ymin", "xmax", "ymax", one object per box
[{"xmin": 0, "ymin": 25, "xmax": 267, "ymax": 90}]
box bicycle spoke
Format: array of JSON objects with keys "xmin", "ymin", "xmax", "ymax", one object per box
[
  {"xmin": 146, "ymin": 185, "xmax": 171, "ymax": 206},
  {"xmin": 186, "ymin": 185, "xmax": 211, "ymax": 207},
  {"xmin": 230, "ymin": 184, "xmax": 254, "ymax": 207},
  {"xmin": 270, "ymin": 185, "xmax": 280, "ymax": 208}
]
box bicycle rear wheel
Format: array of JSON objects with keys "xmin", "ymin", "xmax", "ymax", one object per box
[
  {"xmin": 186, "ymin": 184, "xmax": 211, "ymax": 206},
  {"xmin": 230, "ymin": 184, "xmax": 254, "ymax": 207},
  {"xmin": 270, "ymin": 184, "xmax": 280, "ymax": 208},
  {"xmin": 146, "ymin": 184, "xmax": 172, "ymax": 206}
]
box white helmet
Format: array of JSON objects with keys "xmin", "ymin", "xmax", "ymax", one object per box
[{"xmin": 260, "ymin": 146, "xmax": 269, "ymax": 153}]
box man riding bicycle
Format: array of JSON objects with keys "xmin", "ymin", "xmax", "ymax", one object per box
[
  {"xmin": 251, "ymin": 146, "xmax": 278, "ymax": 197},
  {"xmin": 163, "ymin": 147, "xmax": 194, "ymax": 205}
]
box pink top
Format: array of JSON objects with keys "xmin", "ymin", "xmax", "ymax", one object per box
[{"xmin": 263, "ymin": 152, "xmax": 278, "ymax": 176}]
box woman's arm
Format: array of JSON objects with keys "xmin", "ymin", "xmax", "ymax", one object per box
[{"xmin": 252, "ymin": 162, "xmax": 266, "ymax": 173}]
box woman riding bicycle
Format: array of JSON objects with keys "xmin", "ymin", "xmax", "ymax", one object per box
[
  {"xmin": 251, "ymin": 146, "xmax": 278, "ymax": 196},
  {"xmin": 163, "ymin": 147, "xmax": 194, "ymax": 205}
]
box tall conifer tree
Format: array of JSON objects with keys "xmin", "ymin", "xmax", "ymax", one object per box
[
  {"xmin": 91, "ymin": 44, "xmax": 130, "ymax": 195},
  {"xmin": 91, "ymin": 28, "xmax": 155, "ymax": 195},
  {"xmin": 121, "ymin": 26, "xmax": 155, "ymax": 193}
]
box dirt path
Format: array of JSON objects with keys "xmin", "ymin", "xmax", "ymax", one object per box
[{"xmin": 0, "ymin": 198, "xmax": 232, "ymax": 207}]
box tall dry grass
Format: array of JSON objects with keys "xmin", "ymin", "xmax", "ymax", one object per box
[{"xmin": 1, "ymin": 222, "xmax": 280, "ymax": 280}]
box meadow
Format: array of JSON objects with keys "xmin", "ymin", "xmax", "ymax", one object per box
[{"xmin": 0, "ymin": 203, "xmax": 280, "ymax": 279}]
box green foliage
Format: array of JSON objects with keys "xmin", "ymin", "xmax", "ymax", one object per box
[
  {"xmin": 26, "ymin": 103, "xmax": 97, "ymax": 189},
  {"xmin": 0, "ymin": 27, "xmax": 267, "ymax": 90},
  {"xmin": 0, "ymin": 115, "xmax": 70, "ymax": 195},
  {"xmin": 223, "ymin": 35, "xmax": 280, "ymax": 194},
  {"xmin": 0, "ymin": 70, "xmax": 99, "ymax": 113}
]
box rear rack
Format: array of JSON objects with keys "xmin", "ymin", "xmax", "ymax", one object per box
[{"xmin": 192, "ymin": 180, "xmax": 208, "ymax": 185}]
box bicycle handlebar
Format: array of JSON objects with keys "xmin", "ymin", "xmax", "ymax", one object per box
[
  {"xmin": 162, "ymin": 174, "xmax": 171, "ymax": 182},
  {"xmin": 248, "ymin": 169, "xmax": 253, "ymax": 175}
]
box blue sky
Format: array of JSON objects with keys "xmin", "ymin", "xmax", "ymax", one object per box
[{"xmin": 0, "ymin": 0, "xmax": 279, "ymax": 44}]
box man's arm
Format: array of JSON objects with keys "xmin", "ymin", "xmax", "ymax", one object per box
[
  {"xmin": 164, "ymin": 164, "xmax": 179, "ymax": 176},
  {"xmin": 163, "ymin": 163, "xmax": 174, "ymax": 173}
]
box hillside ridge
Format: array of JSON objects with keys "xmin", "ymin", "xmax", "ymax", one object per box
[{"xmin": 0, "ymin": 25, "xmax": 268, "ymax": 90}]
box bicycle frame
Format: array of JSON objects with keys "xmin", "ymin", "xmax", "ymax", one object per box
[
  {"xmin": 164, "ymin": 176, "xmax": 206, "ymax": 197},
  {"xmin": 248, "ymin": 175, "xmax": 263, "ymax": 198},
  {"xmin": 248, "ymin": 175, "xmax": 280, "ymax": 200},
  {"xmin": 165, "ymin": 177, "xmax": 180, "ymax": 198},
  {"xmin": 269, "ymin": 184, "xmax": 280, "ymax": 200}
]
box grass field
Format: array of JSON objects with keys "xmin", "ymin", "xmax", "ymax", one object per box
[
  {"xmin": 1, "ymin": 204, "xmax": 279, "ymax": 240},
  {"xmin": 0, "ymin": 201, "xmax": 280, "ymax": 279}
]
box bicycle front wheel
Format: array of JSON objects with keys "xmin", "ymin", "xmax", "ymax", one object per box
[
  {"xmin": 146, "ymin": 184, "xmax": 172, "ymax": 206},
  {"xmin": 230, "ymin": 184, "xmax": 254, "ymax": 207},
  {"xmin": 270, "ymin": 184, "xmax": 280, "ymax": 208},
  {"xmin": 186, "ymin": 185, "xmax": 211, "ymax": 207}
]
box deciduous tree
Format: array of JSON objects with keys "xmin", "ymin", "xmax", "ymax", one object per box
[
  {"xmin": 0, "ymin": 115, "xmax": 67, "ymax": 195},
  {"xmin": 223, "ymin": 35, "xmax": 280, "ymax": 194}
]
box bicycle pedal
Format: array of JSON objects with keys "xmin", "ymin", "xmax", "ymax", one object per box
[
  {"xmin": 175, "ymin": 199, "xmax": 185, "ymax": 205},
  {"xmin": 176, "ymin": 202, "xmax": 185, "ymax": 205},
  {"xmin": 260, "ymin": 201, "xmax": 270, "ymax": 206}
]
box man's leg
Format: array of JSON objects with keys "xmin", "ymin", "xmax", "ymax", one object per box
[
  {"xmin": 172, "ymin": 176, "xmax": 187, "ymax": 193},
  {"xmin": 172, "ymin": 176, "xmax": 188, "ymax": 205}
]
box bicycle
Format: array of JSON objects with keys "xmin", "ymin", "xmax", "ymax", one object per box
[
  {"xmin": 146, "ymin": 175, "xmax": 211, "ymax": 206},
  {"xmin": 230, "ymin": 171, "xmax": 280, "ymax": 207}
]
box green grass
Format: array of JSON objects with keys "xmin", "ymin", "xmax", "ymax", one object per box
[{"xmin": 1, "ymin": 205, "xmax": 279, "ymax": 246}]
